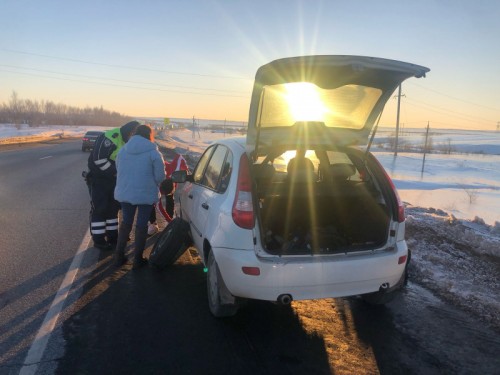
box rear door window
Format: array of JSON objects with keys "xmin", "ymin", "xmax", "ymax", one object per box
[
  {"xmin": 193, "ymin": 145, "xmax": 215, "ymax": 183},
  {"xmin": 200, "ymin": 145, "xmax": 232, "ymax": 192}
]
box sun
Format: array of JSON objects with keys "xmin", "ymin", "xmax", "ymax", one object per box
[{"xmin": 285, "ymin": 82, "xmax": 327, "ymax": 122}]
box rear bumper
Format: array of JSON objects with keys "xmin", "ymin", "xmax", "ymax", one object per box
[{"xmin": 213, "ymin": 241, "xmax": 408, "ymax": 301}]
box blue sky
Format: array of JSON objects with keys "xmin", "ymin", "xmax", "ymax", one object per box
[{"xmin": 1, "ymin": 0, "xmax": 499, "ymax": 129}]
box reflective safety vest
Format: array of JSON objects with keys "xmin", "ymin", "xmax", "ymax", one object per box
[{"xmin": 104, "ymin": 128, "xmax": 124, "ymax": 161}]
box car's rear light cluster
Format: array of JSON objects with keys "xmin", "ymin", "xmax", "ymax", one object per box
[
  {"xmin": 391, "ymin": 179, "xmax": 405, "ymax": 223},
  {"xmin": 232, "ymin": 153, "xmax": 254, "ymax": 229},
  {"xmin": 242, "ymin": 266, "xmax": 260, "ymax": 276}
]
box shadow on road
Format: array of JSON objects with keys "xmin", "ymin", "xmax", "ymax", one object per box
[
  {"xmin": 58, "ymin": 246, "xmax": 334, "ymax": 374},
  {"xmin": 0, "ymin": 257, "xmax": 74, "ymax": 365}
]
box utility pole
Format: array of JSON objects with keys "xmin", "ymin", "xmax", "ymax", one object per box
[
  {"xmin": 421, "ymin": 121, "xmax": 430, "ymax": 176},
  {"xmin": 192, "ymin": 116, "xmax": 195, "ymax": 139},
  {"xmin": 394, "ymin": 84, "xmax": 405, "ymax": 156}
]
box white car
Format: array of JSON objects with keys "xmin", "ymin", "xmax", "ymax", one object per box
[{"xmin": 172, "ymin": 55, "xmax": 430, "ymax": 317}]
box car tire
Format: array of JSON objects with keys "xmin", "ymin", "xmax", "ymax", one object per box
[
  {"xmin": 207, "ymin": 251, "xmax": 238, "ymax": 318},
  {"xmin": 82, "ymin": 146, "xmax": 86, "ymax": 152},
  {"xmin": 149, "ymin": 218, "xmax": 191, "ymax": 269}
]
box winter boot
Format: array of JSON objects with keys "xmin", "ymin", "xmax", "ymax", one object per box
[
  {"xmin": 132, "ymin": 225, "xmax": 149, "ymax": 270},
  {"xmin": 114, "ymin": 222, "xmax": 132, "ymax": 267}
]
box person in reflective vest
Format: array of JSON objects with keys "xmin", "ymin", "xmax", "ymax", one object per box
[{"xmin": 87, "ymin": 120, "xmax": 140, "ymax": 250}]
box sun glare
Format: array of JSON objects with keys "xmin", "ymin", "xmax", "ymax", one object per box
[{"xmin": 286, "ymin": 82, "xmax": 327, "ymax": 122}]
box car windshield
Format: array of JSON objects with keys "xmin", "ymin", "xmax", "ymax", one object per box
[{"xmin": 257, "ymin": 82, "xmax": 382, "ymax": 130}]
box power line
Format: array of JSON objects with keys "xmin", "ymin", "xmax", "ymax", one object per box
[
  {"xmin": 403, "ymin": 97, "xmax": 495, "ymax": 125},
  {"xmin": 0, "ymin": 69, "xmax": 249, "ymax": 98},
  {"xmin": 407, "ymin": 81, "xmax": 499, "ymax": 112},
  {"xmin": 3, "ymin": 48, "xmax": 498, "ymax": 127},
  {"xmin": 0, "ymin": 64, "xmax": 249, "ymax": 95},
  {"xmin": 0, "ymin": 48, "xmax": 248, "ymax": 80}
]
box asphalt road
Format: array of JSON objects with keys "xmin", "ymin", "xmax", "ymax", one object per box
[
  {"xmin": 1, "ymin": 140, "xmax": 498, "ymax": 375},
  {"xmin": 0, "ymin": 139, "xmax": 92, "ymax": 373}
]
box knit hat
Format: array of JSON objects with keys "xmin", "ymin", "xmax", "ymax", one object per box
[{"xmin": 120, "ymin": 121, "xmax": 140, "ymax": 142}]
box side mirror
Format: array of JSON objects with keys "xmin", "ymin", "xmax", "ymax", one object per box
[{"xmin": 171, "ymin": 170, "xmax": 192, "ymax": 183}]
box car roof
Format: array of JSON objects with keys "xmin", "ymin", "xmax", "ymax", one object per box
[{"xmin": 211, "ymin": 136, "xmax": 245, "ymax": 149}]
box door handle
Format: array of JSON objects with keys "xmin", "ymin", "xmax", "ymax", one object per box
[{"xmin": 201, "ymin": 202, "xmax": 209, "ymax": 210}]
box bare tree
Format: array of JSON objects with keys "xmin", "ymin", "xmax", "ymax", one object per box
[
  {"xmin": 0, "ymin": 92, "xmax": 131, "ymax": 126},
  {"xmin": 9, "ymin": 91, "xmax": 23, "ymax": 128},
  {"xmin": 439, "ymin": 138, "xmax": 454, "ymax": 154}
]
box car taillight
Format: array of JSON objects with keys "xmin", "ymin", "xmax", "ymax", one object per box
[
  {"xmin": 83, "ymin": 137, "xmax": 88, "ymax": 141},
  {"xmin": 371, "ymin": 157, "xmax": 405, "ymax": 223},
  {"xmin": 391, "ymin": 179, "xmax": 405, "ymax": 223},
  {"xmin": 232, "ymin": 153, "xmax": 254, "ymax": 229}
]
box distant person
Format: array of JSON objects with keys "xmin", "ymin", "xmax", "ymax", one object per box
[
  {"xmin": 87, "ymin": 121, "xmax": 140, "ymax": 250},
  {"xmin": 114, "ymin": 124, "xmax": 166, "ymax": 269}
]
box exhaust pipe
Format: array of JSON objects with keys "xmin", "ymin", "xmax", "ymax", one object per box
[
  {"xmin": 277, "ymin": 294, "xmax": 293, "ymax": 305},
  {"xmin": 379, "ymin": 283, "xmax": 390, "ymax": 292}
]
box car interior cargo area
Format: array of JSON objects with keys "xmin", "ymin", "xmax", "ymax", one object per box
[{"xmin": 253, "ymin": 148, "xmax": 392, "ymax": 256}]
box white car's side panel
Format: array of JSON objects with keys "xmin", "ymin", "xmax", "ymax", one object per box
[{"xmin": 203, "ymin": 199, "xmax": 254, "ymax": 252}]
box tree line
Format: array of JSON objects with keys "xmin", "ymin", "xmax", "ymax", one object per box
[{"xmin": 0, "ymin": 92, "xmax": 131, "ymax": 127}]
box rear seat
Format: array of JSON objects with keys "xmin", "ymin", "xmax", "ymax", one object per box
[{"xmin": 329, "ymin": 163, "xmax": 356, "ymax": 181}]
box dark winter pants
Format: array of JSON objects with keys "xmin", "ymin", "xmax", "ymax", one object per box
[
  {"xmin": 89, "ymin": 178, "xmax": 120, "ymax": 245},
  {"xmin": 120, "ymin": 202, "xmax": 153, "ymax": 263},
  {"xmin": 149, "ymin": 204, "xmax": 157, "ymax": 223},
  {"xmin": 120, "ymin": 202, "xmax": 152, "ymax": 228},
  {"xmin": 165, "ymin": 194, "xmax": 174, "ymax": 218}
]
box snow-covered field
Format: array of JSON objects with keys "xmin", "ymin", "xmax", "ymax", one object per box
[{"xmin": 1, "ymin": 123, "xmax": 499, "ymax": 330}]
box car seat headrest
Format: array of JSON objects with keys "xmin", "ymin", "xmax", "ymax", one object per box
[{"xmin": 287, "ymin": 157, "xmax": 315, "ymax": 182}]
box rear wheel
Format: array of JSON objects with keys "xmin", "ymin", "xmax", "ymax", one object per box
[{"xmin": 207, "ymin": 251, "xmax": 238, "ymax": 318}]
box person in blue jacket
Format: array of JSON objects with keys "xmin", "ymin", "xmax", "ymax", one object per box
[{"xmin": 114, "ymin": 124, "xmax": 166, "ymax": 269}]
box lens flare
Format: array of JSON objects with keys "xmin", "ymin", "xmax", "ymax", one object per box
[{"xmin": 286, "ymin": 82, "xmax": 327, "ymax": 122}]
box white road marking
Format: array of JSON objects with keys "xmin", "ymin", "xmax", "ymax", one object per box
[
  {"xmin": 39, "ymin": 156, "xmax": 53, "ymax": 160},
  {"xmin": 19, "ymin": 230, "xmax": 92, "ymax": 375}
]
